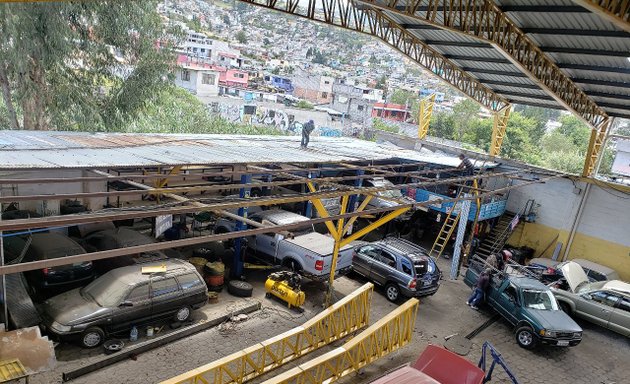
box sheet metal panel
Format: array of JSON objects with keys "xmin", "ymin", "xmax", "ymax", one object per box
[{"xmin": 0, "ymin": 131, "xmax": 475, "ymax": 169}]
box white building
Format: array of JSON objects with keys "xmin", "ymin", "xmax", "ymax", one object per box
[{"xmin": 174, "ymin": 57, "xmax": 221, "ymax": 97}]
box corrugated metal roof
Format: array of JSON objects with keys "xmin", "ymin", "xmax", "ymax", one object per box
[
  {"xmin": 374, "ymin": 0, "xmax": 630, "ymax": 120},
  {"xmin": 0, "ymin": 131, "xmax": 472, "ymax": 170}
]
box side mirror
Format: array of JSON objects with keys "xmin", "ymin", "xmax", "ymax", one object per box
[{"xmin": 119, "ymin": 300, "xmax": 133, "ymax": 307}]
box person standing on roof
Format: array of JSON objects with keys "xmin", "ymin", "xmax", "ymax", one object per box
[
  {"xmin": 301, "ymin": 119, "xmax": 315, "ymax": 149},
  {"xmin": 458, "ymin": 153, "xmax": 475, "ymax": 176}
]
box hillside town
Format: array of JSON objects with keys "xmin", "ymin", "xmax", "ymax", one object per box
[{"xmin": 161, "ymin": 0, "xmax": 465, "ymax": 135}]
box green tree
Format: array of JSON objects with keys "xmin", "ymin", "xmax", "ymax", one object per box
[
  {"xmin": 375, "ymin": 75, "xmax": 387, "ymax": 91},
  {"xmin": 451, "ymin": 99, "xmax": 480, "ymax": 141},
  {"xmin": 236, "ymin": 30, "xmax": 248, "ymax": 44},
  {"xmin": 557, "ymin": 114, "xmax": 591, "ymax": 150},
  {"xmin": 428, "ymin": 111, "xmax": 455, "ymax": 139},
  {"xmin": 0, "ymin": 1, "xmax": 173, "ymax": 131}
]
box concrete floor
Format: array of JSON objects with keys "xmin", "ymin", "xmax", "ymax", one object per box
[{"xmin": 29, "ymin": 257, "xmax": 629, "ymax": 384}]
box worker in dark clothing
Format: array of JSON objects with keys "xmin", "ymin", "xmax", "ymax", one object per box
[
  {"xmin": 301, "ymin": 119, "xmax": 315, "ymax": 148},
  {"xmin": 467, "ymin": 268, "xmax": 491, "ymax": 309},
  {"xmin": 458, "ymin": 153, "xmax": 475, "ymax": 176}
]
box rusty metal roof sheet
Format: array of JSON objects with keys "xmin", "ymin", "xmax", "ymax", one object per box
[{"xmin": 0, "ymin": 131, "xmax": 470, "ymax": 170}]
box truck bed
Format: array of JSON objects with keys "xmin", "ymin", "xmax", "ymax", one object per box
[{"xmin": 284, "ymin": 232, "xmax": 353, "ymax": 255}]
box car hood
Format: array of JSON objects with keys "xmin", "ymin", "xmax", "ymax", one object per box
[
  {"xmin": 560, "ymin": 261, "xmax": 589, "ymax": 293},
  {"xmin": 43, "ymin": 288, "xmax": 110, "ymax": 326},
  {"xmin": 525, "ymin": 309, "xmax": 582, "ymax": 333}
]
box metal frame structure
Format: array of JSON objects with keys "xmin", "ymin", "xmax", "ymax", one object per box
[
  {"xmin": 417, "ymin": 93, "xmax": 436, "ymax": 140},
  {"xmin": 240, "ymin": 0, "xmax": 509, "ymax": 113},
  {"xmin": 574, "ymin": 0, "xmax": 630, "ymax": 32},
  {"xmin": 260, "ymin": 298, "xmax": 419, "ymax": 384},
  {"xmin": 160, "ymin": 283, "xmax": 374, "ymax": 384},
  {"xmin": 490, "ymin": 105, "xmax": 512, "ymax": 157}
]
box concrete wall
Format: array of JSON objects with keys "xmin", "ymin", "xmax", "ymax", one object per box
[{"xmin": 506, "ymin": 175, "xmax": 630, "ymax": 280}]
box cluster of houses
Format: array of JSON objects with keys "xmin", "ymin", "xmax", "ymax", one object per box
[{"xmin": 173, "ymin": 26, "xmax": 452, "ymax": 125}]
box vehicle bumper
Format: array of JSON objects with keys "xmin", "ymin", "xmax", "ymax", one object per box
[
  {"xmin": 401, "ymin": 283, "xmax": 440, "ymax": 297},
  {"xmin": 41, "ymin": 323, "xmax": 82, "ymax": 343},
  {"xmin": 539, "ymin": 337, "xmax": 581, "ymax": 347},
  {"xmin": 306, "ymin": 266, "xmax": 352, "ymax": 281}
]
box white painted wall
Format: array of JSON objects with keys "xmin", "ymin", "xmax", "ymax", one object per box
[{"xmin": 506, "ymin": 174, "xmax": 630, "ymax": 247}]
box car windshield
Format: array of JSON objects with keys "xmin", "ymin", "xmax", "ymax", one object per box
[
  {"xmin": 522, "ymin": 289, "xmax": 559, "ymax": 311},
  {"xmin": 82, "ymin": 274, "xmax": 129, "ymax": 307}
]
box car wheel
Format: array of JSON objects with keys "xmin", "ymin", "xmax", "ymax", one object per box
[
  {"xmin": 227, "ymin": 280, "xmax": 253, "ymax": 297},
  {"xmin": 81, "ymin": 327, "xmax": 105, "ymax": 348},
  {"xmin": 174, "ymin": 306, "xmax": 191, "ymax": 322},
  {"xmin": 385, "ymin": 283, "xmax": 400, "ymax": 303},
  {"xmin": 515, "ymin": 326, "xmax": 537, "ymax": 350}
]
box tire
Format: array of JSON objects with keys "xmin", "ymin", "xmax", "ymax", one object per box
[
  {"xmin": 192, "ymin": 247, "xmax": 213, "ymax": 260},
  {"xmin": 227, "ymin": 280, "xmax": 253, "ymax": 297},
  {"xmin": 283, "ymin": 259, "xmax": 302, "ymax": 273},
  {"xmin": 174, "ymin": 306, "xmax": 191, "ymax": 322},
  {"xmin": 384, "ymin": 283, "xmax": 401, "ymax": 303},
  {"xmin": 81, "ymin": 327, "xmax": 105, "ymax": 348},
  {"xmin": 515, "ymin": 326, "xmax": 538, "ymax": 350}
]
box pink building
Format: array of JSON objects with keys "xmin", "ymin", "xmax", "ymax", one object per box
[
  {"xmin": 371, "ymin": 103, "xmax": 411, "ymax": 122},
  {"xmin": 219, "ymin": 69, "xmax": 249, "ymax": 88}
]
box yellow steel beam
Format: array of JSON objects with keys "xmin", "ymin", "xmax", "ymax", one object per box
[
  {"xmin": 155, "ymin": 165, "xmax": 183, "ymax": 189},
  {"xmin": 352, "ymin": 0, "xmax": 608, "ymax": 130},
  {"xmin": 326, "ymin": 195, "xmax": 349, "ymax": 307},
  {"xmin": 339, "ymin": 207, "xmax": 410, "ymax": 248},
  {"xmin": 306, "ymin": 182, "xmax": 339, "ymax": 237},
  {"xmin": 582, "ymin": 118, "xmax": 611, "ymax": 177},
  {"xmin": 239, "ymin": 0, "xmax": 508, "ymax": 112},
  {"xmin": 261, "ymin": 298, "xmax": 419, "ymax": 384},
  {"xmin": 490, "ymin": 106, "xmax": 512, "ymax": 157},
  {"xmin": 160, "ymin": 283, "xmax": 374, "ymax": 384},
  {"xmin": 342, "ymin": 195, "xmax": 372, "ymax": 238},
  {"xmin": 574, "ymin": 0, "xmax": 630, "ymax": 33},
  {"xmin": 418, "ymin": 94, "xmax": 436, "ymax": 140}
]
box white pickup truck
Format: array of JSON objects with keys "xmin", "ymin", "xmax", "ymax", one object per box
[{"xmin": 214, "ymin": 209, "xmax": 354, "ymax": 280}]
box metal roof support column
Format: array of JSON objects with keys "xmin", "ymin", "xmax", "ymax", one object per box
[
  {"xmin": 418, "ymin": 94, "xmax": 436, "ymax": 139},
  {"xmin": 490, "ymin": 105, "xmax": 512, "ymax": 157},
  {"xmin": 233, "ymin": 171, "xmax": 252, "ymax": 279},
  {"xmin": 582, "ymin": 118, "xmax": 612, "ymax": 177},
  {"xmin": 573, "ymin": 1, "xmax": 630, "ymax": 33}
]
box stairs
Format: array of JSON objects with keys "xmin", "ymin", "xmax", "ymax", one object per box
[{"xmin": 475, "ymin": 212, "xmax": 517, "ymax": 260}]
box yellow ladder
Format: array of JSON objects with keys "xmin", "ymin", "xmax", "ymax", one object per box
[{"xmin": 430, "ymin": 180, "xmax": 480, "ymax": 258}]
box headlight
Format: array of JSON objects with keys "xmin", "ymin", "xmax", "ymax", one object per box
[
  {"xmin": 50, "ymin": 321, "xmax": 72, "ymax": 333},
  {"xmin": 573, "ymin": 332, "xmax": 582, "ymax": 338},
  {"xmin": 546, "ymin": 331, "xmax": 557, "ymax": 338}
]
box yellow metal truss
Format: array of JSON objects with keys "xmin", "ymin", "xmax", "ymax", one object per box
[
  {"xmin": 352, "ymin": 0, "xmax": 609, "ymax": 129},
  {"xmin": 155, "ymin": 165, "xmax": 183, "ymax": 189},
  {"xmin": 240, "ymin": 0, "xmax": 508, "ymax": 113},
  {"xmin": 490, "ymin": 106, "xmax": 512, "ymax": 157},
  {"xmin": 574, "ymin": 1, "xmax": 630, "ymax": 33},
  {"xmin": 160, "ymin": 283, "xmax": 374, "ymax": 384},
  {"xmin": 260, "ymin": 298, "xmax": 419, "ymax": 384},
  {"xmin": 582, "ymin": 118, "xmax": 611, "ymax": 177},
  {"xmin": 418, "ymin": 94, "xmax": 436, "ymax": 140}
]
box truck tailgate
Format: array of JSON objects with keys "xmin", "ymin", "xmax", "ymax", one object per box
[{"xmin": 285, "ymin": 233, "xmax": 354, "ymax": 274}]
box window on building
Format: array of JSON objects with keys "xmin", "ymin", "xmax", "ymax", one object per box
[
  {"xmin": 324, "ymin": 80, "xmax": 330, "ymax": 85},
  {"xmin": 377, "ymin": 109, "xmax": 382, "ymax": 117},
  {"xmin": 321, "ymin": 92, "xmax": 328, "ymax": 98},
  {"xmin": 202, "ymin": 73, "xmax": 215, "ymax": 85},
  {"xmin": 357, "ymin": 105, "xmax": 364, "ymax": 111},
  {"xmin": 181, "ymin": 70, "xmax": 190, "ymax": 82},
  {"xmin": 234, "ymin": 73, "xmax": 244, "ymax": 79},
  {"xmin": 391, "ymin": 111, "xmax": 399, "ymax": 117},
  {"xmin": 363, "ymin": 89, "xmax": 369, "ymax": 94}
]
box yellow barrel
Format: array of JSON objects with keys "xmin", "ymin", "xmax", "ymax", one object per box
[
  {"xmin": 188, "ymin": 257, "xmax": 207, "ymax": 275},
  {"xmin": 264, "ymin": 278, "xmax": 305, "ymax": 309}
]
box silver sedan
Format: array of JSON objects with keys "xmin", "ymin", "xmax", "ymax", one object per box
[{"xmin": 552, "ymin": 262, "xmax": 630, "ymax": 337}]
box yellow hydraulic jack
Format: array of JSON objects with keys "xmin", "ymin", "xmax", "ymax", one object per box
[{"xmin": 265, "ymin": 271, "xmax": 305, "ymax": 310}]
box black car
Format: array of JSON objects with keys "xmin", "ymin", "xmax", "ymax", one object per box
[
  {"xmin": 22, "ymin": 233, "xmax": 94, "ymax": 294},
  {"xmin": 42, "ymin": 259, "xmax": 208, "ymax": 348},
  {"xmin": 352, "ymin": 238, "xmax": 441, "ymax": 302}
]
